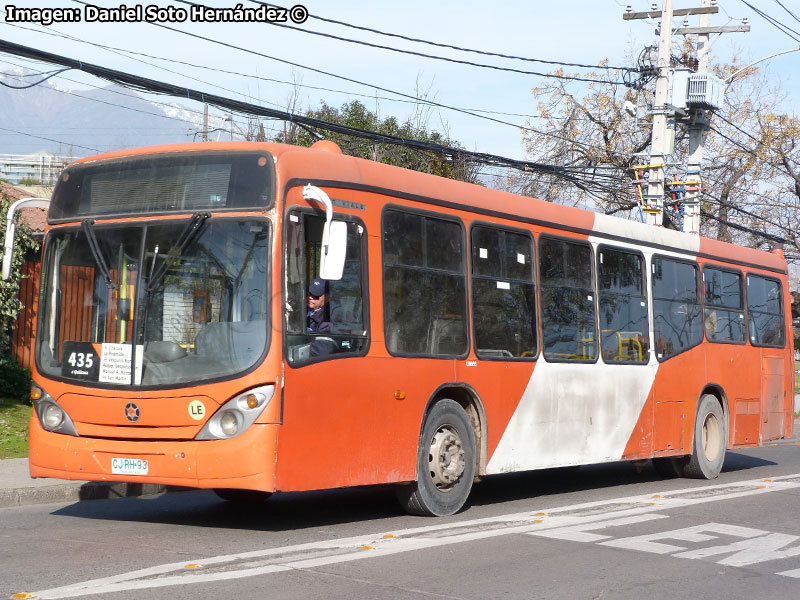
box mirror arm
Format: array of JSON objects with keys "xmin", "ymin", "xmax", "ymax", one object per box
[
  {"xmin": 2, "ymin": 197, "xmax": 50, "ymax": 280},
  {"xmin": 302, "ymin": 184, "xmax": 333, "ymax": 254}
]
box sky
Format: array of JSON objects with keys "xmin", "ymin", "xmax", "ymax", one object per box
[{"xmin": 0, "ymin": 0, "xmax": 799, "ymax": 162}]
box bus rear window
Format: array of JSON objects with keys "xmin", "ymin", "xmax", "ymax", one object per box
[{"xmin": 49, "ymin": 150, "xmax": 274, "ymax": 221}]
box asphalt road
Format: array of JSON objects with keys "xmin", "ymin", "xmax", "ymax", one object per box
[{"xmin": 3, "ymin": 440, "xmax": 800, "ymax": 600}]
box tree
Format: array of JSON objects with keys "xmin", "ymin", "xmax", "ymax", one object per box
[
  {"xmin": 0, "ymin": 193, "xmax": 41, "ymax": 356},
  {"xmin": 517, "ymin": 49, "xmax": 800, "ymax": 260},
  {"xmin": 274, "ymin": 99, "xmax": 480, "ymax": 183}
]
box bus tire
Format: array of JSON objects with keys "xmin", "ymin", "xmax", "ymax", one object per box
[
  {"xmin": 682, "ymin": 394, "xmax": 726, "ymax": 479},
  {"xmin": 396, "ymin": 399, "xmax": 476, "ymax": 517},
  {"xmin": 213, "ymin": 489, "xmax": 273, "ymax": 503}
]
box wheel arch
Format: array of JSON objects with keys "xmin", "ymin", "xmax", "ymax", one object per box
[{"xmin": 423, "ymin": 383, "xmax": 488, "ymax": 477}]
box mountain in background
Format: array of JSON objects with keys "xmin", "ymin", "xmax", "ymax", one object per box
[{"xmin": 0, "ymin": 70, "xmax": 226, "ymax": 158}]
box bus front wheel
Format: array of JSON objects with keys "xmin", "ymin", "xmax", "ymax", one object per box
[
  {"xmin": 682, "ymin": 394, "xmax": 727, "ymax": 479},
  {"xmin": 396, "ymin": 399, "xmax": 476, "ymax": 517}
]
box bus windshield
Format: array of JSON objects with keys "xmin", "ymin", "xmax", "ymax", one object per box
[{"xmin": 35, "ymin": 218, "xmax": 271, "ymax": 388}]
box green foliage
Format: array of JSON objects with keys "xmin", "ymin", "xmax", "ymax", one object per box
[
  {"xmin": 0, "ymin": 194, "xmax": 41, "ymax": 356},
  {"xmin": 0, "ymin": 395, "xmax": 31, "ymax": 458},
  {"xmin": 17, "ymin": 178, "xmax": 42, "ymax": 186},
  {"xmin": 0, "ymin": 357, "xmax": 31, "ymax": 402},
  {"xmin": 275, "ymin": 100, "xmax": 479, "ymax": 183}
]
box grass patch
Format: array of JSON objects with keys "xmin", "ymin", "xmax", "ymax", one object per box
[{"xmin": 0, "ymin": 396, "xmax": 30, "ymax": 459}]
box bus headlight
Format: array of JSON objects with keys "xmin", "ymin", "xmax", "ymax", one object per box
[
  {"xmin": 195, "ymin": 385, "xmax": 275, "ymax": 440},
  {"xmin": 219, "ymin": 411, "xmax": 239, "ymax": 436},
  {"xmin": 33, "ymin": 385, "xmax": 78, "ymax": 436},
  {"xmin": 42, "ymin": 403, "xmax": 64, "ymax": 429}
]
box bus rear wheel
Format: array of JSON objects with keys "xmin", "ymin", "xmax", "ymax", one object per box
[
  {"xmin": 213, "ymin": 489, "xmax": 273, "ymax": 503},
  {"xmin": 682, "ymin": 394, "xmax": 726, "ymax": 479},
  {"xmin": 396, "ymin": 399, "xmax": 476, "ymax": 517}
]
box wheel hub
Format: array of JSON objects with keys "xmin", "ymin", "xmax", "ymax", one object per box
[
  {"xmin": 428, "ymin": 426, "xmax": 465, "ymax": 491},
  {"xmin": 702, "ymin": 413, "xmax": 722, "ymax": 462}
]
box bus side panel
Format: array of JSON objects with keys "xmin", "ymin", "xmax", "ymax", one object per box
[
  {"xmin": 276, "ymin": 356, "xmax": 447, "ymax": 491},
  {"xmin": 649, "ymin": 345, "xmax": 706, "ymax": 456},
  {"xmin": 455, "ymin": 361, "xmax": 536, "ymax": 465},
  {"xmin": 486, "ymin": 360, "xmax": 658, "ymax": 473},
  {"xmin": 704, "ymin": 340, "xmax": 760, "ymax": 447}
]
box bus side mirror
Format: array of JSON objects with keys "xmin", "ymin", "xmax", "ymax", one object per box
[
  {"xmin": 302, "ymin": 184, "xmax": 346, "ymax": 281},
  {"xmin": 320, "ymin": 220, "xmax": 347, "ymax": 281}
]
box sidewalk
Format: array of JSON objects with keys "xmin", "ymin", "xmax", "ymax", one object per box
[{"xmin": 0, "ymin": 458, "xmax": 179, "ymax": 509}]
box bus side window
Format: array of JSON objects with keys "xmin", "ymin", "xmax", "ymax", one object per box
[
  {"xmin": 285, "ymin": 210, "xmax": 368, "ymax": 365},
  {"xmin": 539, "ymin": 237, "xmax": 597, "ymax": 362},
  {"xmin": 383, "ymin": 210, "xmax": 468, "ymax": 357},
  {"xmin": 652, "ymin": 257, "xmax": 703, "ymax": 360},
  {"xmin": 471, "ymin": 225, "xmax": 537, "ymax": 360},
  {"xmin": 703, "ymin": 266, "xmax": 745, "ymax": 344},
  {"xmin": 597, "ymin": 247, "xmax": 649, "ymax": 363},
  {"xmin": 746, "ymin": 274, "xmax": 785, "ymax": 347}
]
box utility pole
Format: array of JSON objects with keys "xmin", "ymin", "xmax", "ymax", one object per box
[
  {"xmin": 624, "ymin": 1, "xmax": 749, "ymax": 231},
  {"xmin": 202, "ymin": 103, "xmax": 208, "ymax": 142},
  {"xmin": 677, "ymin": 0, "xmax": 749, "ymax": 235},
  {"xmin": 644, "ymin": 0, "xmax": 674, "ymax": 227},
  {"xmin": 681, "ymin": 0, "xmax": 711, "ymax": 235}
]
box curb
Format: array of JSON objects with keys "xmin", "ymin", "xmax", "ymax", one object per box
[{"xmin": 0, "ymin": 482, "xmax": 189, "ymax": 509}]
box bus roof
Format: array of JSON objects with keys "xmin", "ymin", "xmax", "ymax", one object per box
[{"xmin": 68, "ymin": 141, "xmax": 787, "ymax": 274}]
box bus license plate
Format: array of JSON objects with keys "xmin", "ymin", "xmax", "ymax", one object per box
[{"xmin": 111, "ymin": 457, "xmax": 149, "ymax": 476}]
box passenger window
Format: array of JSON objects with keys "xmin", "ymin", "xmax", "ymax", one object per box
[
  {"xmin": 598, "ymin": 248, "xmax": 649, "ymax": 363},
  {"xmin": 471, "ymin": 226, "xmax": 537, "ymax": 360},
  {"xmin": 747, "ymin": 274, "xmax": 785, "ymax": 347},
  {"xmin": 383, "ymin": 210, "xmax": 468, "ymax": 356},
  {"xmin": 703, "ymin": 267, "xmax": 745, "ymax": 343},
  {"xmin": 539, "ymin": 237, "xmax": 596, "ymax": 362},
  {"xmin": 652, "ymin": 257, "xmax": 702, "ymax": 360},
  {"xmin": 285, "ymin": 211, "xmax": 368, "ymax": 364}
]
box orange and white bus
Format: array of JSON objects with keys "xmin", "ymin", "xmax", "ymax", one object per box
[{"xmin": 5, "ymin": 140, "xmax": 794, "ymax": 516}]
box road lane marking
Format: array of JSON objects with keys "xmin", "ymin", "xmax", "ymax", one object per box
[{"xmin": 24, "ymin": 473, "xmax": 800, "ymax": 599}]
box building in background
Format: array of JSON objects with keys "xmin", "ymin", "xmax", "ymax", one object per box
[{"xmin": 0, "ymin": 150, "xmax": 71, "ymax": 186}]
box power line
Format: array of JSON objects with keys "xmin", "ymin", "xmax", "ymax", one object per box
[
  {"xmin": 700, "ymin": 208, "xmax": 787, "ymax": 243},
  {"xmin": 0, "ymin": 124, "xmax": 100, "ymax": 152},
  {"xmin": 0, "ymin": 66, "xmax": 69, "ymax": 89},
  {"xmin": 0, "ymin": 20, "xmax": 550, "ymax": 121},
  {"xmin": 169, "ymin": 0, "xmax": 633, "ymax": 85},
  {"xmin": 0, "ymin": 38, "xmax": 626, "ymax": 196},
  {"xmin": 773, "ymin": 0, "xmax": 800, "ymax": 25},
  {"xmin": 61, "ymin": 2, "xmax": 637, "ymax": 159},
  {"xmin": 247, "ymin": 0, "xmax": 637, "ymax": 72},
  {"xmin": 740, "ymin": 0, "xmax": 800, "ymax": 43}
]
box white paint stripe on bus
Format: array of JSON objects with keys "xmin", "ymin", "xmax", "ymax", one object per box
[{"xmin": 28, "ymin": 474, "xmax": 800, "ymax": 599}]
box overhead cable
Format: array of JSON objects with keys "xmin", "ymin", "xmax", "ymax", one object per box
[
  {"xmin": 66, "ymin": 4, "xmax": 637, "ymax": 159},
  {"xmin": 245, "ymin": 0, "xmax": 637, "ymax": 72},
  {"xmin": 172, "ymin": 0, "xmax": 630, "ymax": 85},
  {"xmin": 0, "ymin": 38, "xmax": 624, "ymax": 194}
]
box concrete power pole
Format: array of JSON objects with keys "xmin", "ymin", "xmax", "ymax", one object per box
[
  {"xmin": 676, "ymin": 0, "xmax": 750, "ymax": 234},
  {"xmin": 681, "ymin": 1, "xmax": 711, "ymax": 235},
  {"xmin": 644, "ymin": 0, "xmax": 675, "ymax": 227},
  {"xmin": 626, "ymin": 1, "xmax": 750, "ymax": 232},
  {"xmin": 202, "ymin": 103, "xmax": 208, "ymax": 142}
]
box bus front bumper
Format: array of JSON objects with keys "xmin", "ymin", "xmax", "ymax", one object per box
[{"xmin": 28, "ymin": 418, "xmax": 278, "ymax": 492}]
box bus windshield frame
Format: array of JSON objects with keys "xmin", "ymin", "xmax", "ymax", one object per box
[{"xmin": 35, "ymin": 216, "xmax": 272, "ymax": 391}]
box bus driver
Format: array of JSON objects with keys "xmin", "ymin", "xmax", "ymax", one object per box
[{"xmin": 306, "ymin": 277, "xmax": 331, "ymax": 333}]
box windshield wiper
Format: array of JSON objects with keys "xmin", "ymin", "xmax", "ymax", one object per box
[
  {"xmin": 81, "ymin": 219, "xmax": 118, "ymax": 290},
  {"xmin": 146, "ymin": 212, "xmax": 210, "ymax": 293}
]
